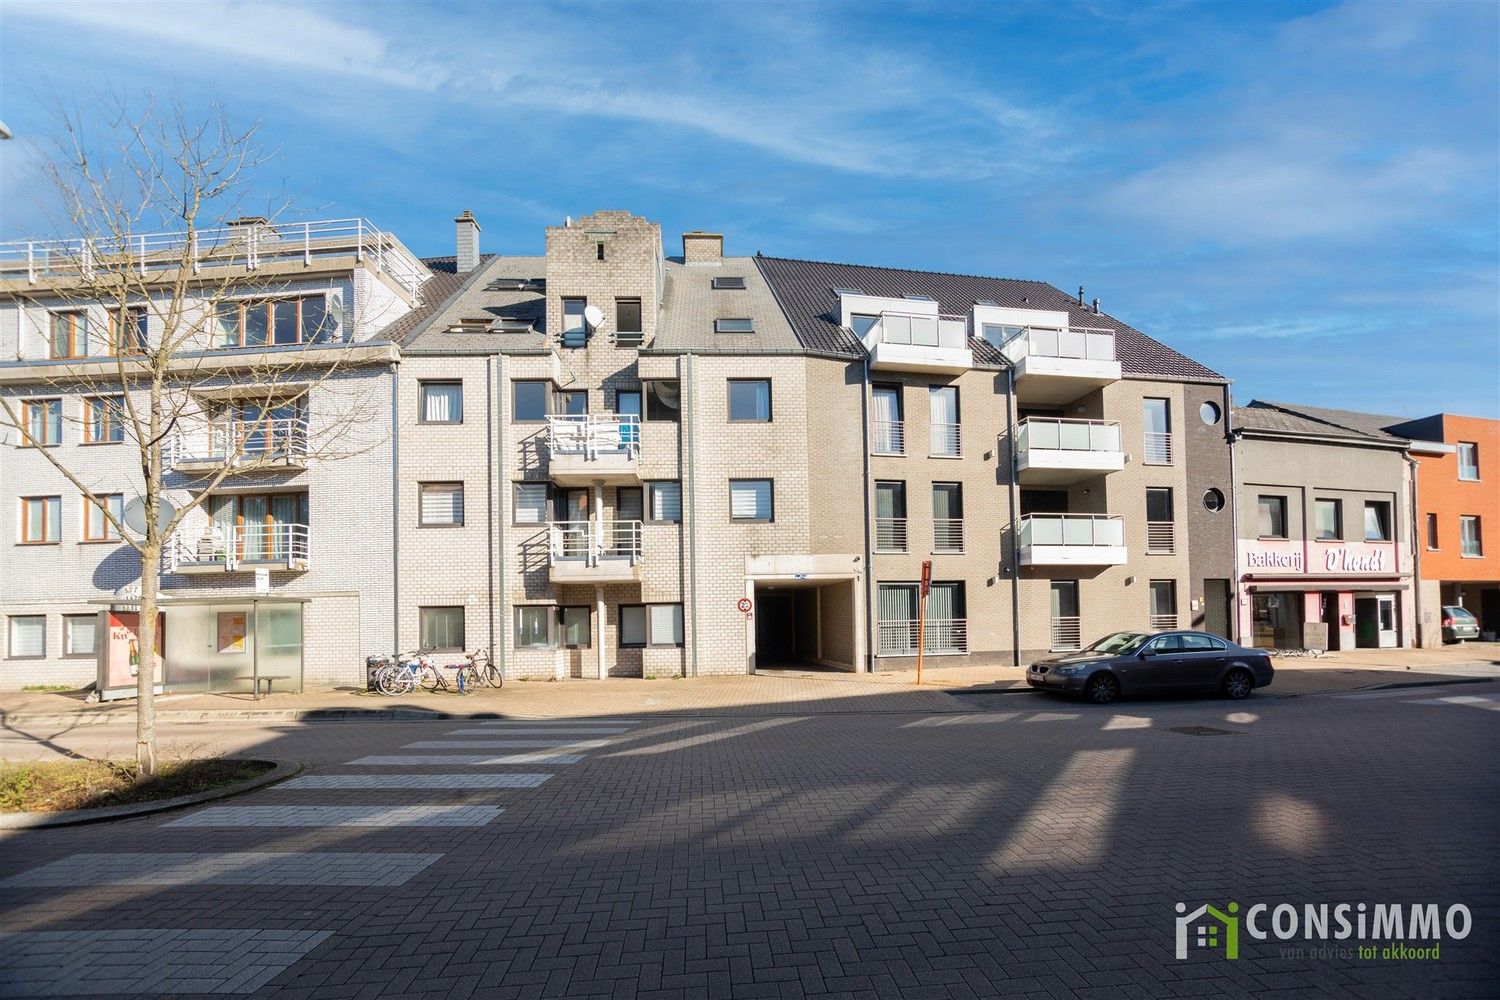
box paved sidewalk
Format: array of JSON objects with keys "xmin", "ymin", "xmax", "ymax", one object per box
[{"xmin": 3, "ymin": 644, "xmax": 1496, "ymax": 725}]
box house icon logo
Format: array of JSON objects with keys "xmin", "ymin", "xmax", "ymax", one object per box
[{"xmin": 1175, "ymin": 901, "xmax": 1240, "ymax": 960}]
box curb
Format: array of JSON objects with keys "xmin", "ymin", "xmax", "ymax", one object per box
[
  {"xmin": 1358, "ymin": 676, "xmax": 1498, "ymax": 693},
  {"xmin": 1, "ymin": 707, "xmax": 448, "ymax": 727},
  {"xmin": 0, "ymin": 758, "xmax": 302, "ymax": 830}
]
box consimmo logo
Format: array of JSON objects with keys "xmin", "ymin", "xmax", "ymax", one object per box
[
  {"xmin": 1174, "ymin": 901, "xmax": 1472, "ymax": 961},
  {"xmin": 1175, "ymin": 901, "xmax": 1240, "ymax": 960}
]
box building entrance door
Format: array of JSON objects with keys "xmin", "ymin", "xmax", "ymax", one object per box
[
  {"xmin": 1353, "ymin": 595, "xmax": 1398, "ymax": 648},
  {"xmin": 1376, "ymin": 594, "xmax": 1398, "ymax": 648}
]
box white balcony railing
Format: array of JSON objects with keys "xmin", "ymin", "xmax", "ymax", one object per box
[
  {"xmin": 933, "ymin": 519, "xmax": 964, "ymax": 553},
  {"xmin": 1150, "ymin": 614, "xmax": 1178, "ymax": 631},
  {"xmin": 1143, "ymin": 432, "xmax": 1173, "ymax": 465},
  {"xmin": 930, "ymin": 421, "xmax": 961, "ymax": 457},
  {"xmin": 859, "ymin": 311, "xmax": 970, "ymax": 351},
  {"xmin": 872, "ymin": 419, "xmax": 905, "ymax": 455},
  {"xmin": 875, "ymin": 517, "xmax": 908, "ymax": 553},
  {"xmin": 1002, "ymin": 326, "xmax": 1117, "ymax": 363},
  {"xmin": 547, "ymin": 414, "xmax": 640, "ymax": 461},
  {"xmin": 548, "ymin": 520, "xmax": 643, "ymax": 566},
  {"xmin": 1146, "ymin": 521, "xmax": 1176, "ymax": 554},
  {"xmin": 876, "ymin": 618, "xmax": 968, "ymax": 656},
  {"xmin": 164, "ymin": 523, "xmax": 310, "ymax": 573},
  {"xmin": 0, "ymin": 218, "xmax": 428, "ymax": 300},
  {"xmin": 1019, "ymin": 514, "xmax": 1126, "ymax": 548},
  {"xmin": 1018, "ymin": 417, "xmax": 1121, "ymax": 454},
  {"xmin": 165, "ymin": 418, "xmax": 310, "ymax": 470},
  {"xmin": 1050, "ymin": 616, "xmax": 1082, "ymax": 652}
]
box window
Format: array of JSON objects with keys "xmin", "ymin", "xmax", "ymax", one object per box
[
  {"xmin": 875, "ymin": 481, "xmax": 907, "ymax": 552},
  {"xmin": 1143, "ymin": 398, "xmax": 1171, "ymax": 464},
  {"xmin": 1427, "ymin": 512, "xmax": 1440, "ymax": 550},
  {"xmin": 513, "ymin": 483, "xmax": 550, "ymax": 525},
  {"xmin": 929, "ymin": 385, "xmax": 959, "ymax": 456},
  {"xmin": 647, "ymin": 481, "xmax": 682, "ymax": 522},
  {"xmin": 419, "ymin": 606, "xmax": 465, "ymax": 651},
  {"xmin": 620, "ymin": 604, "xmax": 682, "ymax": 647},
  {"xmin": 513, "ymin": 380, "xmax": 550, "ymax": 422},
  {"xmin": 711, "ymin": 276, "xmax": 746, "ymax": 290},
  {"xmin": 1049, "ymin": 580, "xmax": 1081, "ymax": 652},
  {"xmin": 932, "ymin": 483, "xmax": 963, "ymax": 553},
  {"xmin": 419, "ymin": 382, "xmax": 463, "ymax": 424},
  {"xmin": 1146, "ymin": 488, "xmax": 1174, "ymax": 523},
  {"xmin": 8, "ymin": 615, "xmax": 44, "ymax": 658},
  {"xmin": 22, "ymin": 399, "xmax": 63, "ymax": 447},
  {"xmin": 554, "ymin": 390, "xmax": 587, "ymax": 416},
  {"xmin": 419, "ymin": 482, "xmax": 464, "ymax": 526},
  {"xmin": 876, "ymin": 582, "xmax": 966, "ymax": 654},
  {"xmin": 644, "ymin": 381, "xmax": 681, "ymax": 422},
  {"xmin": 871, "ymin": 385, "xmax": 903, "ymax": 454},
  {"xmin": 1257, "ymin": 495, "xmax": 1288, "ymax": 539},
  {"xmin": 850, "ymin": 313, "xmax": 879, "ymax": 340},
  {"xmin": 1146, "ymin": 488, "xmax": 1174, "ymax": 553},
  {"xmin": 1364, "ymin": 501, "xmax": 1392, "ymax": 542},
  {"xmin": 727, "ymin": 379, "xmax": 771, "ymax": 422},
  {"xmin": 1458, "ymin": 442, "xmax": 1479, "ymax": 481},
  {"xmin": 109, "ymin": 307, "xmax": 148, "ymax": 355},
  {"xmin": 596, "ymin": 241, "xmax": 606, "ymax": 261},
  {"xmin": 213, "ymin": 296, "xmax": 331, "ymax": 347},
  {"xmin": 729, "ymin": 479, "xmax": 773, "ymax": 522},
  {"xmin": 562, "ymin": 297, "xmax": 588, "ymax": 347},
  {"xmin": 1149, "ymin": 580, "xmax": 1178, "ymax": 629},
  {"xmin": 1203, "ymin": 488, "xmax": 1225, "ymax": 513},
  {"xmin": 615, "ymin": 298, "xmax": 643, "ymax": 341},
  {"xmin": 1199, "ymin": 401, "xmax": 1222, "ymax": 425},
  {"xmin": 83, "ymin": 494, "xmax": 124, "ymax": 541},
  {"xmin": 21, "ymin": 496, "xmax": 61, "ymax": 544},
  {"xmin": 83, "ymin": 396, "xmax": 126, "ymax": 444},
  {"xmin": 714, "ymin": 318, "xmax": 754, "ymax": 334},
  {"xmin": 1314, "ymin": 499, "xmax": 1342, "ymax": 541},
  {"xmin": 515, "ymin": 606, "xmax": 554, "ymax": 649},
  {"xmin": 1461, "ymin": 516, "xmax": 1483, "ymax": 557},
  {"xmin": 617, "ymin": 486, "xmax": 644, "ymax": 522},
  {"xmin": 616, "ymin": 389, "xmax": 642, "ymax": 423},
  {"xmin": 49, "ymin": 312, "xmax": 88, "ymax": 359},
  {"xmin": 560, "ymin": 606, "xmax": 591, "ymax": 648},
  {"xmin": 64, "ymin": 614, "xmax": 97, "ymax": 657}
]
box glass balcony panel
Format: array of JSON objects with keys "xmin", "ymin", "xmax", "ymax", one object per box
[
  {"xmin": 1092, "ymin": 423, "xmax": 1121, "ymax": 451},
  {"xmin": 883, "ymin": 315, "xmax": 911, "ymax": 345},
  {"xmin": 1032, "ymin": 517, "xmax": 1064, "ymax": 546},
  {"xmin": 1057, "ymin": 329, "xmax": 1086, "ymax": 359},
  {"xmin": 910, "ymin": 315, "xmax": 938, "ymax": 347},
  {"xmin": 1057, "ymin": 422, "xmax": 1091, "ymax": 450},
  {"xmin": 1062, "ymin": 517, "xmax": 1093, "ymax": 545}
]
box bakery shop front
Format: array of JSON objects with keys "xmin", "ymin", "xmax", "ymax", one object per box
[{"xmin": 1240, "ymin": 538, "xmax": 1409, "ymax": 651}]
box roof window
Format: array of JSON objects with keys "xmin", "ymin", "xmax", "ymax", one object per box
[
  {"xmin": 715, "ymin": 318, "xmax": 754, "ymax": 334},
  {"xmin": 712, "ymin": 276, "xmax": 747, "ymax": 290}
]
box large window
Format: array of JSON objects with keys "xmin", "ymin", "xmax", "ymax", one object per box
[
  {"xmin": 21, "ymin": 496, "xmax": 61, "ymax": 544},
  {"xmin": 1461, "ymin": 516, "xmax": 1483, "ymax": 557},
  {"xmin": 515, "ymin": 606, "xmax": 554, "ymax": 649},
  {"xmin": 1257, "ymin": 495, "xmax": 1288, "ymax": 539},
  {"xmin": 928, "ymin": 386, "xmax": 959, "ymax": 457},
  {"xmin": 620, "ymin": 604, "xmax": 683, "ymax": 647},
  {"xmin": 49, "ymin": 312, "xmax": 88, "ymax": 359},
  {"xmin": 419, "ymin": 382, "xmax": 463, "ymax": 424},
  {"xmin": 83, "ymin": 493, "xmax": 125, "ymax": 542},
  {"xmin": 727, "ymin": 379, "xmax": 771, "ymax": 422},
  {"xmin": 83, "ymin": 396, "xmax": 126, "ymax": 444},
  {"xmin": 513, "ymin": 482, "xmax": 550, "ymax": 525},
  {"xmin": 1364, "ymin": 501, "xmax": 1392, "ymax": 542},
  {"xmin": 419, "ymin": 482, "xmax": 464, "ymax": 526},
  {"xmin": 875, "ymin": 481, "xmax": 907, "ymax": 552},
  {"xmin": 871, "ymin": 385, "xmax": 903, "ymax": 454},
  {"xmin": 213, "ymin": 296, "xmax": 331, "ymax": 348},
  {"xmin": 932, "ymin": 483, "xmax": 963, "ymax": 554},
  {"xmin": 1457, "ymin": 442, "xmax": 1479, "ymax": 481},
  {"xmin": 1146, "ymin": 488, "xmax": 1175, "ymax": 554},
  {"xmin": 1149, "ymin": 580, "xmax": 1178, "ymax": 630},
  {"xmin": 1314, "ymin": 498, "xmax": 1342, "ymax": 541},
  {"xmin": 419, "ymin": 606, "xmax": 465, "ymax": 651},
  {"xmin": 22, "ymin": 399, "xmax": 62, "ymax": 447},
  {"xmin": 729, "ymin": 479, "xmax": 773, "ymax": 522},
  {"xmin": 647, "ymin": 481, "xmax": 681, "ymax": 522},
  {"xmin": 644, "ymin": 381, "xmax": 681, "ymax": 422},
  {"xmin": 64, "ymin": 614, "xmax": 98, "ymax": 657},
  {"xmin": 562, "ymin": 297, "xmax": 587, "ymax": 340},
  {"xmin": 876, "ymin": 583, "xmax": 966, "ymax": 654},
  {"xmin": 615, "ymin": 298, "xmax": 642, "ymax": 343},
  {"xmin": 8, "ymin": 615, "xmax": 45, "ymax": 658},
  {"xmin": 512, "ymin": 380, "xmax": 550, "ymax": 422},
  {"xmin": 109, "ymin": 307, "xmax": 148, "ymax": 355},
  {"xmin": 1142, "ymin": 398, "xmax": 1172, "ymax": 464}
]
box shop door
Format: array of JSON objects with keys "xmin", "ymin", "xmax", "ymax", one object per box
[
  {"xmin": 1376, "ymin": 594, "xmax": 1398, "ymax": 648},
  {"xmin": 1252, "ymin": 593, "xmax": 1299, "ymax": 649},
  {"xmin": 1354, "ymin": 597, "xmax": 1378, "ymax": 648}
]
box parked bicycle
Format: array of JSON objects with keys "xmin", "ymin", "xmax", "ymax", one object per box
[
  {"xmin": 464, "ymin": 647, "xmax": 502, "ymax": 689},
  {"xmin": 373, "ymin": 649, "xmax": 437, "ymax": 696}
]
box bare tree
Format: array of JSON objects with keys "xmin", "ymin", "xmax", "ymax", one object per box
[{"xmin": 0, "ymin": 97, "xmax": 404, "ymax": 776}]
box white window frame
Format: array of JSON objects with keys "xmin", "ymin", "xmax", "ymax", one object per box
[
  {"xmin": 64, "ymin": 614, "xmax": 98, "ymax": 657},
  {"xmin": 1457, "ymin": 442, "xmax": 1479, "ymax": 481},
  {"xmin": 8, "ymin": 615, "xmax": 45, "ymax": 659}
]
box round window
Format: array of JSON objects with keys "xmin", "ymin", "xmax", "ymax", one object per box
[
  {"xmin": 1203, "ymin": 488, "xmax": 1225, "ymax": 512},
  {"xmin": 1200, "ymin": 401, "xmax": 1222, "ymax": 425}
]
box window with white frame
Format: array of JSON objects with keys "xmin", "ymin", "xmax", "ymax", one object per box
[
  {"xmin": 1461, "ymin": 516, "xmax": 1483, "ymax": 557},
  {"xmin": 419, "ymin": 482, "xmax": 464, "ymax": 526},
  {"xmin": 729, "ymin": 479, "xmax": 773, "ymax": 522},
  {"xmin": 419, "ymin": 381, "xmax": 463, "ymax": 423},
  {"xmin": 8, "ymin": 615, "xmax": 45, "ymax": 658},
  {"xmin": 64, "ymin": 614, "xmax": 97, "ymax": 657},
  {"xmin": 1457, "ymin": 442, "xmax": 1479, "ymax": 481}
]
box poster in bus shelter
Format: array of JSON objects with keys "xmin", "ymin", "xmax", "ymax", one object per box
[{"xmin": 98, "ymin": 611, "xmax": 165, "ymax": 700}]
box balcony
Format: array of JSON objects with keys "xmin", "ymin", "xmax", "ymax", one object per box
[
  {"xmin": 1018, "ymin": 514, "xmax": 1127, "ymax": 567},
  {"xmin": 1016, "ymin": 418, "xmax": 1124, "ymax": 485},
  {"xmin": 876, "ymin": 618, "xmax": 968, "ymax": 656},
  {"xmin": 1002, "ymin": 327, "xmax": 1122, "ymax": 404},
  {"xmin": 1143, "ymin": 432, "xmax": 1173, "ymax": 465},
  {"xmin": 546, "ymin": 414, "xmax": 640, "ymax": 485},
  {"xmin": 165, "ymin": 523, "xmax": 310, "ymax": 574},
  {"xmin": 860, "ymin": 311, "xmax": 973, "ymax": 374},
  {"xmin": 875, "ymin": 517, "xmax": 908, "ymax": 553},
  {"xmin": 1146, "ymin": 520, "xmax": 1176, "ymax": 554},
  {"xmin": 933, "ymin": 519, "xmax": 964, "ymax": 554},
  {"xmin": 165, "ymin": 418, "xmax": 310, "ymax": 473},
  {"xmin": 929, "ymin": 421, "xmax": 961, "ymax": 457},
  {"xmin": 0, "ymin": 218, "xmax": 428, "ymax": 300},
  {"xmin": 872, "ymin": 419, "xmax": 905, "ymax": 455},
  {"xmin": 548, "ymin": 520, "xmax": 642, "ymax": 583}
]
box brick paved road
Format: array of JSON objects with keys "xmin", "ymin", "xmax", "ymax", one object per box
[{"xmin": 0, "ymin": 685, "xmax": 1496, "ymax": 998}]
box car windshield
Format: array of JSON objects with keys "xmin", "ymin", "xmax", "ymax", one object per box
[
  {"xmin": 1084, "ymin": 632, "xmax": 1151, "ymax": 654},
  {"xmin": 1446, "ymin": 607, "xmax": 1475, "ymax": 620}
]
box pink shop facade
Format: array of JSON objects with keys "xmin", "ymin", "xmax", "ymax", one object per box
[{"xmin": 1237, "ymin": 538, "xmax": 1412, "ymax": 651}]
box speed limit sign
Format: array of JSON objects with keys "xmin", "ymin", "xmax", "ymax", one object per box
[{"xmin": 736, "ymin": 597, "xmax": 753, "ymax": 614}]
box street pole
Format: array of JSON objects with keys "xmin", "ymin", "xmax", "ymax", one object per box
[{"xmin": 917, "ymin": 560, "xmax": 931, "ymax": 685}]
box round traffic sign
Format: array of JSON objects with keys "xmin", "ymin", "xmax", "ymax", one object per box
[{"xmin": 736, "ymin": 597, "xmax": 753, "ymax": 614}]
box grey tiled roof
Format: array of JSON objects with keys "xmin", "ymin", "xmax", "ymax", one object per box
[
  {"xmin": 650, "ymin": 259, "xmax": 801, "ymax": 353},
  {"xmin": 373, "ymin": 256, "xmax": 486, "ymax": 345},
  {"xmin": 1234, "ymin": 400, "xmax": 1410, "ymax": 444},
  {"xmin": 400, "ymin": 256, "xmax": 550, "ymax": 354},
  {"xmin": 754, "ymin": 256, "xmax": 1226, "ymax": 381}
]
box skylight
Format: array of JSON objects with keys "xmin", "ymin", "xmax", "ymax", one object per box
[
  {"xmin": 832, "ymin": 287, "xmax": 863, "ymax": 296},
  {"xmin": 712, "ymin": 276, "xmax": 747, "ymax": 290},
  {"xmin": 715, "ymin": 318, "xmax": 754, "ymax": 334}
]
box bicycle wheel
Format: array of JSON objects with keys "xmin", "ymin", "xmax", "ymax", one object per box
[
  {"xmin": 478, "ymin": 657, "xmax": 503, "ymax": 689},
  {"xmin": 375, "ymin": 664, "xmax": 409, "ymax": 696},
  {"xmin": 460, "ymin": 665, "xmax": 484, "ymax": 693},
  {"xmin": 418, "ymin": 664, "xmax": 443, "ymax": 692}
]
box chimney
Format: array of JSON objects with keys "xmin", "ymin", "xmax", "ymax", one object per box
[
  {"xmin": 1078, "ymin": 285, "xmax": 1085, "ymax": 307},
  {"xmin": 682, "ymin": 231, "xmax": 724, "ymax": 265},
  {"xmin": 455, "ymin": 210, "xmax": 481, "ymax": 274},
  {"xmin": 1091, "ymin": 297, "xmax": 1100, "ymax": 315}
]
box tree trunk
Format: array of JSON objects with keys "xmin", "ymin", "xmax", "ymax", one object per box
[{"xmin": 136, "ymin": 541, "xmax": 159, "ymax": 778}]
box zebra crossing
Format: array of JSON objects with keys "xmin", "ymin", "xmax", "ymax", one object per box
[
  {"xmin": 1335, "ymin": 684, "xmax": 1500, "ymax": 713},
  {"xmin": 0, "ymin": 717, "xmax": 647, "ymax": 995}
]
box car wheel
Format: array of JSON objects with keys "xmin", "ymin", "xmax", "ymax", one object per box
[
  {"xmin": 1222, "ymin": 668, "xmax": 1254, "ymax": 700},
  {"xmin": 1086, "ymin": 673, "xmax": 1119, "ymax": 705}
]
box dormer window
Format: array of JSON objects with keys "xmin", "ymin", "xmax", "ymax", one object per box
[
  {"xmin": 715, "ymin": 318, "xmax": 754, "ymax": 334},
  {"xmin": 711, "ymin": 276, "xmax": 746, "ymax": 290},
  {"xmin": 832, "ymin": 287, "xmax": 863, "ymax": 296},
  {"xmin": 903, "ymin": 294, "xmax": 934, "ymax": 302}
]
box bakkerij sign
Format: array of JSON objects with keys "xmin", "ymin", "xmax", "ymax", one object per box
[{"xmin": 1175, "ymin": 901, "xmax": 1473, "ymax": 961}]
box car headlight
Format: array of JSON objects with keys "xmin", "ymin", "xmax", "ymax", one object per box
[{"xmin": 1054, "ymin": 664, "xmax": 1088, "ymax": 675}]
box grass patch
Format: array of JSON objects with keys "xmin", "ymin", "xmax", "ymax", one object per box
[
  {"xmin": 21, "ymin": 684, "xmax": 75, "ymax": 692},
  {"xmin": 0, "ymin": 758, "xmax": 274, "ymax": 813}
]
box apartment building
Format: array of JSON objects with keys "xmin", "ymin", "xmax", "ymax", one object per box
[
  {"xmin": 0, "ymin": 218, "xmax": 431, "ymax": 691},
  {"xmin": 1229, "ymin": 401, "xmax": 1446, "ymax": 650}
]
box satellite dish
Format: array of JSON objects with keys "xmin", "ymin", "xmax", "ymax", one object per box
[
  {"xmin": 583, "ymin": 304, "xmax": 605, "ymax": 328},
  {"xmin": 123, "ymin": 496, "xmax": 176, "ymax": 536}
]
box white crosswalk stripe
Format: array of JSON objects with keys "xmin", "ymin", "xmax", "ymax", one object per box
[
  {"xmin": 164, "ymin": 805, "xmax": 504, "ymax": 827},
  {"xmin": 403, "ymin": 739, "xmax": 610, "ymax": 750},
  {"xmin": 1407, "ymin": 693, "xmax": 1500, "ymax": 712},
  {"xmin": 443, "ymin": 727, "xmax": 632, "ymax": 735},
  {"xmin": 348, "ymin": 753, "xmax": 586, "ymax": 765}
]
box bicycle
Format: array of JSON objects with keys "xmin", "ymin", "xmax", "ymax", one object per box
[
  {"xmin": 465, "ymin": 647, "xmax": 502, "ymax": 689},
  {"xmin": 375, "ymin": 650, "xmax": 437, "ymax": 696}
]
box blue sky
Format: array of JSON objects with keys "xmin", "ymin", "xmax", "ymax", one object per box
[{"xmin": 2, "ymin": 0, "xmax": 1496, "ymax": 417}]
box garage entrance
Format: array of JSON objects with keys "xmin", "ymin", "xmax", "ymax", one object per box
[{"xmin": 751, "ymin": 578, "xmax": 860, "ymax": 672}]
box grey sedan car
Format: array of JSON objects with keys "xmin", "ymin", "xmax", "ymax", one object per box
[{"xmin": 1027, "ymin": 630, "xmax": 1274, "ymax": 704}]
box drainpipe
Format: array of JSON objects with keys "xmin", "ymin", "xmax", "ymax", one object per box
[
  {"xmin": 1005, "ymin": 366, "xmax": 1021, "ymax": 666},
  {"xmin": 486, "ymin": 358, "xmax": 496, "ymax": 658},
  {"xmin": 495, "ymin": 354, "xmax": 507, "ymax": 679},
  {"xmin": 860, "ymin": 356, "xmax": 875, "ymax": 672},
  {"xmin": 1226, "ymin": 391, "xmax": 1243, "ymax": 645},
  {"xmin": 684, "ymin": 352, "xmax": 699, "ymax": 677},
  {"xmin": 389, "ymin": 364, "xmax": 400, "ymax": 652},
  {"xmin": 1405, "ymin": 452, "xmax": 1422, "ymax": 648}
]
